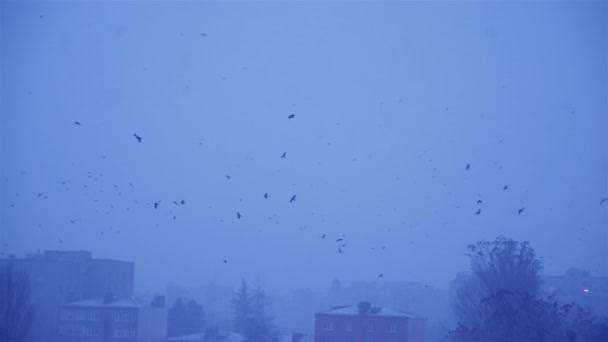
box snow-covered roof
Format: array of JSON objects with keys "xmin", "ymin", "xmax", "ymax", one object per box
[
  {"xmin": 63, "ymin": 297, "xmax": 144, "ymax": 308},
  {"xmin": 318, "ymin": 305, "xmax": 421, "ymax": 318}
]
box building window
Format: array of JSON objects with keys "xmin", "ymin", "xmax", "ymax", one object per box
[
  {"xmin": 345, "ymin": 322, "xmax": 353, "ymax": 331},
  {"xmin": 368, "ymin": 322, "xmax": 374, "ymax": 332},
  {"xmin": 61, "ymin": 309, "xmax": 86, "ymax": 321},
  {"xmin": 114, "ymin": 327, "xmax": 136, "ymax": 338},
  {"xmin": 390, "ymin": 322, "xmax": 397, "ymax": 333},
  {"xmin": 85, "ymin": 327, "xmax": 98, "ymax": 336},
  {"xmin": 87, "ymin": 310, "xmax": 100, "ymax": 321},
  {"xmin": 115, "ymin": 311, "xmax": 136, "ymax": 322},
  {"xmin": 59, "ymin": 325, "xmax": 85, "ymax": 336},
  {"xmin": 322, "ymin": 320, "xmax": 334, "ymax": 331}
]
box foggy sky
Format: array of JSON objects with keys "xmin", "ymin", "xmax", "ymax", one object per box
[{"xmin": 1, "ymin": 1, "xmax": 606, "ymax": 293}]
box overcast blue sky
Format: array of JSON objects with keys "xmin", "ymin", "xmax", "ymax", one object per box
[{"xmin": 1, "ymin": 1, "xmax": 606, "ymax": 292}]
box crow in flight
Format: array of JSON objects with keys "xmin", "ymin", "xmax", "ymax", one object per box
[
  {"xmin": 237, "ymin": 212, "xmax": 242, "ymax": 219},
  {"xmin": 518, "ymin": 208, "xmax": 525, "ymax": 215},
  {"xmin": 264, "ymin": 193, "xmax": 269, "ymax": 199},
  {"xmin": 321, "ymin": 234, "xmax": 326, "ymax": 239},
  {"xmin": 476, "ymin": 209, "xmax": 481, "ymax": 215},
  {"xmin": 466, "ymin": 164, "xmax": 471, "ymax": 170},
  {"xmin": 154, "ymin": 202, "xmax": 160, "ymax": 209},
  {"xmin": 133, "ymin": 133, "xmax": 142, "ymax": 142},
  {"xmin": 288, "ymin": 114, "xmax": 295, "ymax": 119},
  {"xmin": 74, "ymin": 121, "xmax": 82, "ymax": 126},
  {"xmin": 476, "ymin": 200, "xmax": 483, "ymax": 204},
  {"xmin": 280, "ymin": 152, "xmax": 286, "ymax": 158},
  {"xmin": 503, "ymin": 185, "xmax": 508, "ymax": 190},
  {"xmin": 289, "ymin": 195, "xmax": 296, "ymax": 203},
  {"xmin": 600, "ymin": 198, "xmax": 608, "ymax": 205}
]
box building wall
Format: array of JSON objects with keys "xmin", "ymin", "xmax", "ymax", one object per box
[
  {"xmin": 314, "ymin": 313, "xmax": 410, "ymax": 342},
  {"xmin": 138, "ymin": 307, "xmax": 168, "ymax": 342},
  {"xmin": 0, "ymin": 251, "xmax": 134, "ymax": 342}
]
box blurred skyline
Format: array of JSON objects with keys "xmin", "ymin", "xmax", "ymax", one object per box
[{"xmin": 1, "ymin": 1, "xmax": 606, "ymax": 293}]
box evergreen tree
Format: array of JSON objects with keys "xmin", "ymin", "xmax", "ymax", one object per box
[{"xmin": 231, "ymin": 279, "xmax": 252, "ymax": 335}]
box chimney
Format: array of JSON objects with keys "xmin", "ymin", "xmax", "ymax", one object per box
[
  {"xmin": 151, "ymin": 295, "xmax": 165, "ymax": 308},
  {"xmin": 103, "ymin": 293, "xmax": 114, "ymax": 304},
  {"xmin": 358, "ymin": 302, "xmax": 371, "ymax": 314}
]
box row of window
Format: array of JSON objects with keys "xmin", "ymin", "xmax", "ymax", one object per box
[
  {"xmin": 322, "ymin": 321, "xmax": 398, "ymax": 333},
  {"xmin": 59, "ymin": 326, "xmax": 98, "ymax": 336},
  {"xmin": 58, "ymin": 326, "xmax": 136, "ymax": 339},
  {"xmin": 61, "ymin": 310, "xmax": 136, "ymax": 322}
]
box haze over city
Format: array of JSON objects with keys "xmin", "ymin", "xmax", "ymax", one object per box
[{"xmin": 1, "ymin": 0, "xmax": 606, "ymax": 297}]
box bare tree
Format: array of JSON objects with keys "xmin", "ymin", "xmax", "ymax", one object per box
[
  {"xmin": 452, "ymin": 236, "xmax": 543, "ymax": 327},
  {"xmin": 0, "ymin": 265, "xmax": 34, "ymax": 342}
]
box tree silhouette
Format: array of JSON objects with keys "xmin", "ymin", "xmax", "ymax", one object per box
[{"xmin": 0, "ymin": 265, "xmax": 34, "ymax": 342}]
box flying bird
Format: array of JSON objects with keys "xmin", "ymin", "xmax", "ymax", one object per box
[
  {"xmin": 338, "ymin": 248, "xmax": 344, "ymax": 254},
  {"xmin": 223, "ymin": 259, "xmax": 227, "ymax": 264},
  {"xmin": 476, "ymin": 209, "xmax": 481, "ymax": 215},
  {"xmin": 289, "ymin": 195, "xmax": 296, "ymax": 203},
  {"xmin": 288, "ymin": 114, "xmax": 295, "ymax": 119},
  {"xmin": 336, "ymin": 238, "xmax": 344, "ymax": 242},
  {"xmin": 154, "ymin": 202, "xmax": 160, "ymax": 209},
  {"xmin": 264, "ymin": 193, "xmax": 269, "ymax": 199},
  {"xmin": 200, "ymin": 33, "xmax": 207, "ymax": 36},
  {"xmin": 321, "ymin": 234, "xmax": 326, "ymax": 239},
  {"xmin": 133, "ymin": 133, "xmax": 142, "ymax": 142},
  {"xmin": 600, "ymin": 198, "xmax": 608, "ymax": 205},
  {"xmin": 378, "ymin": 274, "xmax": 384, "ymax": 278},
  {"xmin": 280, "ymin": 152, "xmax": 286, "ymax": 158},
  {"xmin": 226, "ymin": 175, "xmax": 231, "ymax": 180},
  {"xmin": 476, "ymin": 200, "xmax": 483, "ymax": 204},
  {"xmin": 237, "ymin": 212, "xmax": 242, "ymax": 219},
  {"xmin": 465, "ymin": 164, "xmax": 471, "ymax": 170},
  {"xmin": 518, "ymin": 208, "xmax": 525, "ymax": 215},
  {"xmin": 74, "ymin": 121, "xmax": 82, "ymax": 126},
  {"xmin": 503, "ymin": 185, "xmax": 509, "ymax": 190},
  {"xmin": 180, "ymin": 200, "xmax": 186, "ymax": 205},
  {"xmin": 173, "ymin": 201, "xmax": 179, "ymax": 206}
]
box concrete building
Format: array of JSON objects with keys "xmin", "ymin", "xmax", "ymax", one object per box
[
  {"xmin": 314, "ymin": 302, "xmax": 426, "ymax": 342},
  {"xmin": 0, "ymin": 250, "xmax": 134, "ymax": 341},
  {"xmin": 164, "ymin": 329, "xmax": 244, "ymax": 342},
  {"xmin": 58, "ymin": 294, "xmax": 167, "ymax": 342}
]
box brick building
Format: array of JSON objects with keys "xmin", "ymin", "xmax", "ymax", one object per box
[
  {"xmin": 314, "ymin": 302, "xmax": 425, "ymax": 342},
  {"xmin": 58, "ymin": 294, "xmax": 167, "ymax": 342},
  {"xmin": 0, "ymin": 250, "xmax": 134, "ymax": 341}
]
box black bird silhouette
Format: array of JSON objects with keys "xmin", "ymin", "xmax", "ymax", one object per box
[
  {"xmin": 476, "ymin": 209, "xmax": 481, "ymax": 215},
  {"xmin": 133, "ymin": 133, "xmax": 142, "ymax": 142},
  {"xmin": 336, "ymin": 238, "xmax": 344, "ymax": 242},
  {"xmin": 378, "ymin": 274, "xmax": 384, "ymax": 278},
  {"xmin": 476, "ymin": 200, "xmax": 483, "ymax": 204},
  {"xmin": 181, "ymin": 200, "xmax": 186, "ymax": 205},
  {"xmin": 226, "ymin": 175, "xmax": 231, "ymax": 180},
  {"xmin": 321, "ymin": 234, "xmax": 326, "ymax": 239},
  {"xmin": 37, "ymin": 192, "xmax": 44, "ymax": 198},
  {"xmin": 289, "ymin": 195, "xmax": 296, "ymax": 203},
  {"xmin": 264, "ymin": 193, "xmax": 269, "ymax": 199},
  {"xmin": 154, "ymin": 202, "xmax": 160, "ymax": 209},
  {"xmin": 338, "ymin": 248, "xmax": 344, "ymax": 254},
  {"xmin": 280, "ymin": 152, "xmax": 286, "ymax": 158},
  {"xmin": 173, "ymin": 201, "xmax": 179, "ymax": 205},
  {"xmin": 288, "ymin": 114, "xmax": 295, "ymax": 119},
  {"xmin": 74, "ymin": 121, "xmax": 82, "ymax": 126},
  {"xmin": 518, "ymin": 208, "xmax": 525, "ymax": 215},
  {"xmin": 600, "ymin": 198, "xmax": 608, "ymax": 205},
  {"xmin": 58, "ymin": 239, "xmax": 63, "ymax": 243},
  {"xmin": 466, "ymin": 164, "xmax": 471, "ymax": 170},
  {"xmin": 200, "ymin": 33, "xmax": 207, "ymax": 36},
  {"xmin": 223, "ymin": 259, "xmax": 227, "ymax": 264},
  {"xmin": 237, "ymin": 212, "xmax": 242, "ymax": 219},
  {"xmin": 503, "ymin": 185, "xmax": 509, "ymax": 190}
]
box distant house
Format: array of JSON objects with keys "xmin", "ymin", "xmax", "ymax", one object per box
[
  {"xmin": 58, "ymin": 294, "xmax": 167, "ymax": 342},
  {"xmin": 164, "ymin": 329, "xmax": 244, "ymax": 342},
  {"xmin": 314, "ymin": 302, "xmax": 426, "ymax": 342}
]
